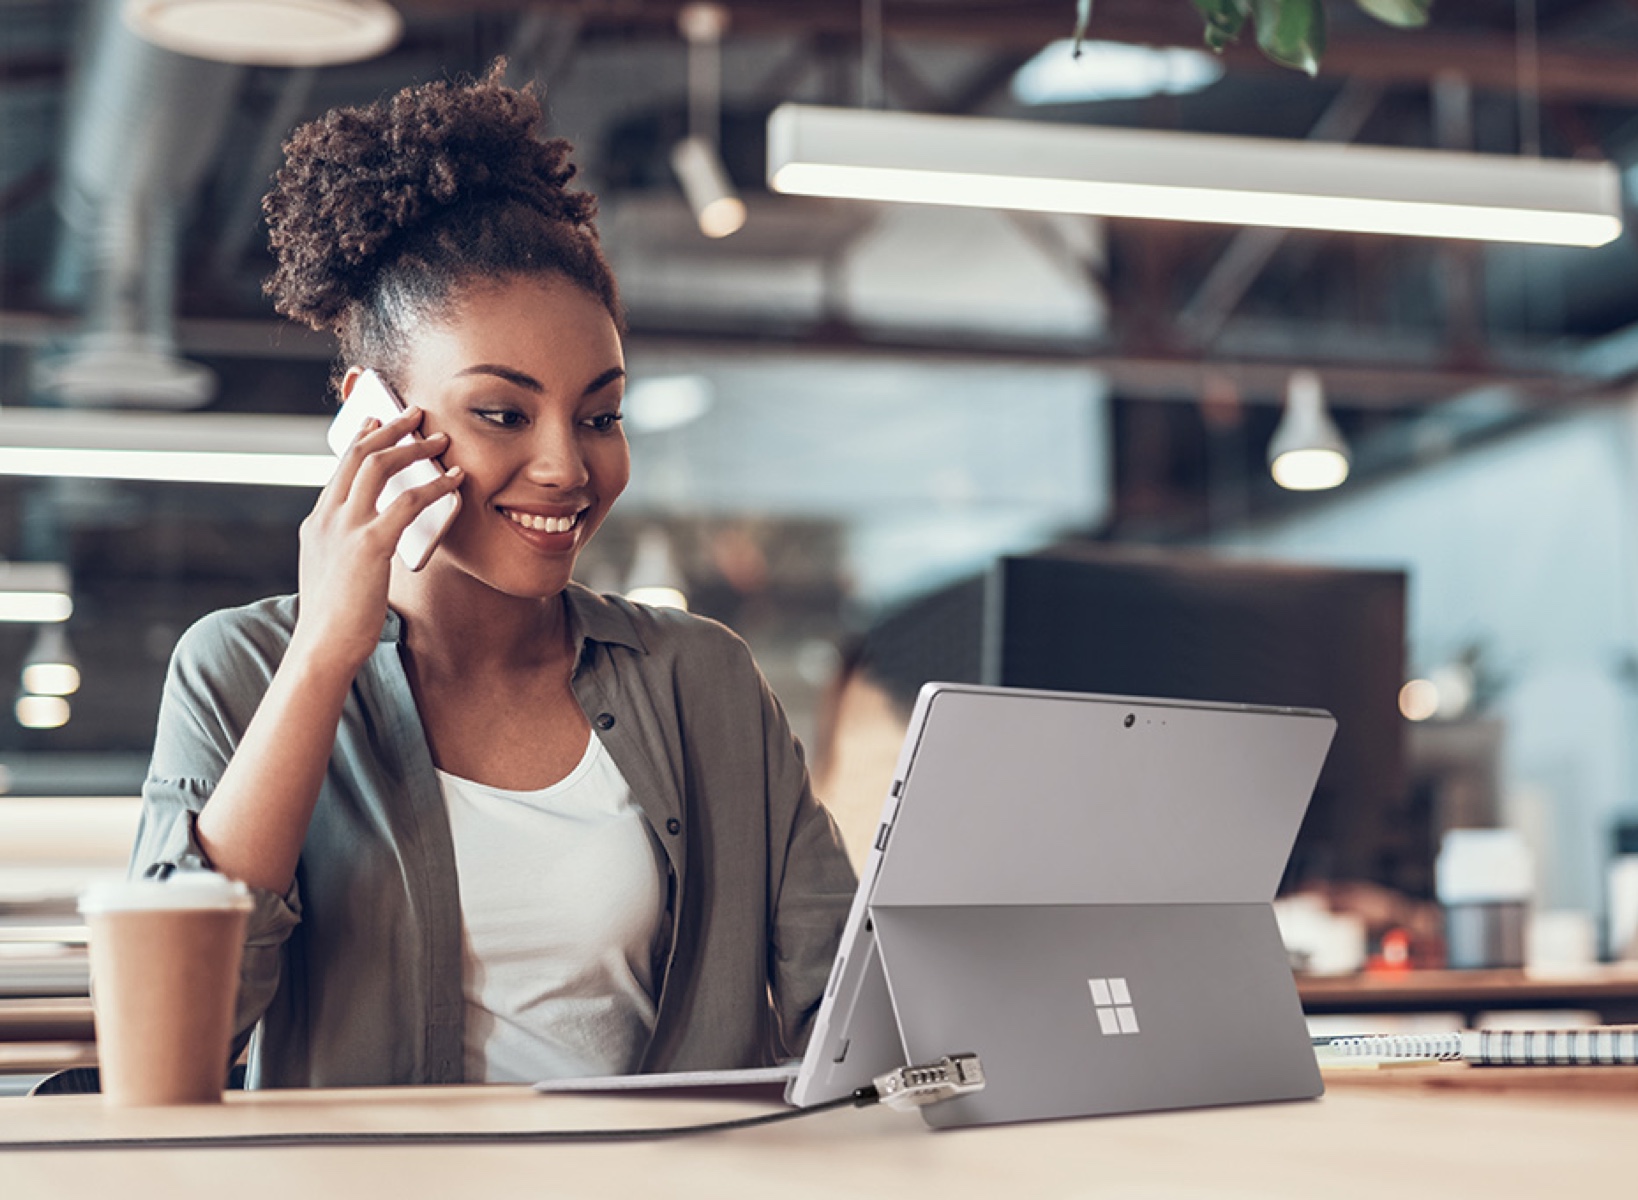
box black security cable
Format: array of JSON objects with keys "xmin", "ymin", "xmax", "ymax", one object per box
[
  {"xmin": 1, "ymin": 1089, "xmax": 872, "ymax": 1153},
  {"xmin": 3, "ymin": 1054, "xmax": 985, "ymax": 1152}
]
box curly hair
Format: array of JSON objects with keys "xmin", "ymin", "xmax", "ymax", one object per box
[{"xmin": 262, "ymin": 60, "xmax": 621, "ymax": 379}]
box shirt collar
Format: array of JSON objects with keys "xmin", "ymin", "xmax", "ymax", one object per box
[{"xmin": 563, "ymin": 581, "xmax": 649, "ymax": 656}]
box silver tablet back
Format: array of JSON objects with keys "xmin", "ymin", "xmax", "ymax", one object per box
[{"xmin": 790, "ymin": 682, "xmax": 1333, "ymax": 1126}]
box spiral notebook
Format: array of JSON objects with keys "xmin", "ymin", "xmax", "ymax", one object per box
[{"xmin": 1317, "ymin": 1026, "xmax": 1638, "ymax": 1066}]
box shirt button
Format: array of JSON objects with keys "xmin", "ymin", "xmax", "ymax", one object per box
[
  {"xmin": 594, "ymin": 712, "xmax": 616, "ymax": 731},
  {"xmin": 666, "ymin": 818, "xmax": 681, "ymax": 835}
]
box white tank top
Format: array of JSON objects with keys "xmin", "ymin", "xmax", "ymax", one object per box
[{"xmin": 436, "ymin": 734, "xmax": 666, "ymax": 1082}]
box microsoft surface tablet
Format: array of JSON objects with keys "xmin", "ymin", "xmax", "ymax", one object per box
[{"xmin": 787, "ymin": 682, "xmax": 1334, "ymax": 1128}]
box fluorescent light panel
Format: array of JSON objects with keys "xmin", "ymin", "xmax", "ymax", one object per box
[
  {"xmin": 0, "ymin": 409, "xmax": 334, "ymax": 487},
  {"xmin": 0, "ymin": 563, "xmax": 73, "ymax": 624},
  {"xmin": 767, "ymin": 105, "xmax": 1623, "ymax": 247},
  {"xmin": 0, "ymin": 447, "xmax": 333, "ymax": 487},
  {"xmin": 0, "ymin": 594, "xmax": 72, "ymax": 623}
]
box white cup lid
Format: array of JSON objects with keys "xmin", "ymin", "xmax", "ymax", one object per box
[{"xmin": 79, "ymin": 873, "xmax": 252, "ymax": 915}]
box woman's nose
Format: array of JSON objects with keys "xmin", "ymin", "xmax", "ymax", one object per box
[{"xmin": 523, "ymin": 422, "xmax": 590, "ymax": 489}]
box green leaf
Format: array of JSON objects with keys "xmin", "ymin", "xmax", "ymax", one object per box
[
  {"xmin": 1191, "ymin": 0, "xmax": 1252, "ymax": 52},
  {"xmin": 1251, "ymin": 0, "xmax": 1326, "ymax": 75},
  {"xmin": 1072, "ymin": 0, "xmax": 1092, "ymax": 58},
  {"xmin": 1354, "ymin": 0, "xmax": 1432, "ymax": 28}
]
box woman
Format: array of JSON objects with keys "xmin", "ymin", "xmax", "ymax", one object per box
[{"xmin": 131, "ymin": 64, "xmax": 856, "ymax": 1089}]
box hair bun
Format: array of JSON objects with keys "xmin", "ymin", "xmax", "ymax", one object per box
[{"xmin": 263, "ymin": 61, "xmax": 594, "ymax": 331}]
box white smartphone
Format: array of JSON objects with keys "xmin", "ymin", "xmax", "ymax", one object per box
[{"xmin": 325, "ymin": 368, "xmax": 461, "ymax": 572}]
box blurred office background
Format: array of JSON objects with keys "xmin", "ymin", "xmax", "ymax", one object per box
[{"xmin": 5, "ymin": 0, "xmax": 1638, "ymax": 1003}]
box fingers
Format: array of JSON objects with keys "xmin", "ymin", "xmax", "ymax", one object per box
[
  {"xmin": 324, "ymin": 405, "xmax": 432, "ymax": 497},
  {"xmin": 352, "ymin": 430, "xmax": 451, "ymax": 497},
  {"xmin": 378, "ymin": 463, "xmax": 464, "ymax": 531},
  {"xmin": 326, "ymin": 408, "xmax": 447, "ymax": 507},
  {"xmin": 345, "ymin": 431, "xmax": 460, "ymax": 531},
  {"xmin": 304, "ymin": 456, "xmax": 462, "ymax": 570},
  {"xmin": 310, "ymin": 404, "xmax": 463, "ymax": 561}
]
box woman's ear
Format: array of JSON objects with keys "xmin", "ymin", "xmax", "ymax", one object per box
[{"xmin": 339, "ymin": 366, "xmax": 365, "ymax": 402}]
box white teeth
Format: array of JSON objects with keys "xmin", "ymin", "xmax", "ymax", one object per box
[{"xmin": 505, "ymin": 509, "xmax": 579, "ymax": 534}]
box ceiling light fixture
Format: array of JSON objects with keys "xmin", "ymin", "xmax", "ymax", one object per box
[
  {"xmin": 1268, "ymin": 370, "xmax": 1350, "ymax": 491},
  {"xmin": 624, "ymin": 526, "xmax": 690, "ymax": 612},
  {"xmin": 673, "ymin": 3, "xmax": 745, "ymax": 239},
  {"xmin": 122, "ymin": 0, "xmax": 401, "ymax": 66},
  {"xmin": 766, "ymin": 105, "xmax": 1622, "ymax": 247},
  {"xmin": 0, "ymin": 563, "xmax": 74, "ymax": 625},
  {"xmin": 15, "ymin": 693, "xmax": 71, "ymax": 731},
  {"xmin": 1011, "ymin": 39, "xmax": 1224, "ymax": 105},
  {"xmin": 0, "ymin": 409, "xmax": 333, "ymax": 488},
  {"xmin": 623, "ymin": 375, "xmax": 714, "ymax": 434},
  {"xmin": 22, "ymin": 626, "xmax": 81, "ymax": 697}
]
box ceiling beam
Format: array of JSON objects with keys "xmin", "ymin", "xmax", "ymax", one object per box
[
  {"xmin": 509, "ymin": 2, "xmax": 1638, "ymax": 105},
  {"xmin": 0, "ymin": 308, "xmax": 1607, "ymax": 409}
]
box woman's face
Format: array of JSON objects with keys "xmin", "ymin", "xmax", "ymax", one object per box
[{"xmin": 384, "ymin": 273, "xmax": 629, "ymax": 601}]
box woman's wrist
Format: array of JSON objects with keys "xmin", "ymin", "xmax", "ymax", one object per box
[{"xmin": 283, "ymin": 624, "xmax": 376, "ymax": 693}]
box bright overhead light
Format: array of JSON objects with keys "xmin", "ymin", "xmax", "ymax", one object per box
[
  {"xmin": 673, "ymin": 3, "xmax": 744, "ymax": 239},
  {"xmin": 1399, "ymin": 679, "xmax": 1439, "ymax": 722},
  {"xmin": 0, "ymin": 563, "xmax": 73, "ymax": 624},
  {"xmin": 22, "ymin": 626, "xmax": 81, "ymax": 697},
  {"xmin": 0, "ymin": 409, "xmax": 333, "ymax": 487},
  {"xmin": 1269, "ymin": 370, "xmax": 1350, "ymax": 491},
  {"xmin": 624, "ymin": 375, "xmax": 714, "ymax": 434},
  {"xmin": 766, "ymin": 105, "xmax": 1623, "ymax": 247},
  {"xmin": 672, "ymin": 136, "xmax": 747, "ymax": 239},
  {"xmin": 1012, "ymin": 39, "xmax": 1223, "ymax": 105},
  {"xmin": 122, "ymin": 0, "xmax": 401, "ymax": 66},
  {"xmin": 15, "ymin": 693, "xmax": 71, "ymax": 731},
  {"xmin": 624, "ymin": 526, "xmax": 689, "ymax": 612}
]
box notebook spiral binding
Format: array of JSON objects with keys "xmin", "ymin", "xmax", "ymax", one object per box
[
  {"xmin": 1321, "ymin": 1027, "xmax": 1638, "ymax": 1066},
  {"xmin": 1323, "ymin": 1033, "xmax": 1464, "ymax": 1061}
]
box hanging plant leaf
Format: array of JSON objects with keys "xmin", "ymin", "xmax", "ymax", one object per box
[
  {"xmin": 1072, "ymin": 0, "xmax": 1093, "ymax": 57},
  {"xmin": 1191, "ymin": 0, "xmax": 1252, "ymax": 52},
  {"xmin": 1251, "ymin": 0, "xmax": 1326, "ymax": 75},
  {"xmin": 1354, "ymin": 0, "xmax": 1432, "ymax": 28},
  {"xmin": 1078, "ymin": 1, "xmax": 1433, "ymax": 72}
]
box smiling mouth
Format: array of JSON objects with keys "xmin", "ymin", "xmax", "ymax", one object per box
[{"xmin": 501, "ymin": 508, "xmax": 585, "ymax": 534}]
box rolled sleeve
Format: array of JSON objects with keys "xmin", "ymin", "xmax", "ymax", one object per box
[
  {"xmin": 134, "ymin": 772, "xmax": 303, "ymax": 1045},
  {"xmin": 132, "ymin": 605, "xmax": 306, "ymax": 1049}
]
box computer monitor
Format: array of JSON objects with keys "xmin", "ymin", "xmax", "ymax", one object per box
[{"xmin": 857, "ymin": 547, "xmax": 1414, "ymax": 894}]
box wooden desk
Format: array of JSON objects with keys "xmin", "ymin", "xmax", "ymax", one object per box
[
  {"xmin": 2, "ymin": 1068, "xmax": 1632, "ymax": 1200},
  {"xmin": 1298, "ymin": 965, "xmax": 1638, "ymax": 1025},
  {"xmin": 0, "ymin": 996, "xmax": 96, "ymax": 1076}
]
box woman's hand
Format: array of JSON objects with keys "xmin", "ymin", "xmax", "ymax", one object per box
[
  {"xmin": 194, "ymin": 406, "xmax": 461, "ymax": 896},
  {"xmin": 290, "ymin": 407, "xmax": 464, "ymax": 670}
]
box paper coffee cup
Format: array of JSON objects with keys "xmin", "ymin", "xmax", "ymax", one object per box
[{"xmin": 79, "ymin": 873, "xmax": 252, "ymax": 1106}]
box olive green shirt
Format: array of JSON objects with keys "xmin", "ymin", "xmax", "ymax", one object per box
[{"xmin": 132, "ymin": 584, "xmax": 856, "ymax": 1088}]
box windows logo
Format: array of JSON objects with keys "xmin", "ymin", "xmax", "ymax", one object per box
[{"xmin": 1088, "ymin": 976, "xmax": 1139, "ymax": 1035}]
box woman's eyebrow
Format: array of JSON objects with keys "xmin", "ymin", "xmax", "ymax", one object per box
[
  {"xmin": 453, "ymin": 364, "xmax": 625, "ymax": 397},
  {"xmin": 455, "ymin": 363, "xmax": 542, "ymax": 391},
  {"xmin": 584, "ymin": 366, "xmax": 626, "ymax": 396}
]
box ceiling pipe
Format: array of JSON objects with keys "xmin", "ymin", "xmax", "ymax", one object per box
[{"xmin": 35, "ymin": 0, "xmax": 245, "ymax": 408}]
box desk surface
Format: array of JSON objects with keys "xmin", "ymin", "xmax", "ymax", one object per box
[
  {"xmin": 2, "ymin": 1068, "xmax": 1633, "ymax": 1200},
  {"xmin": 1298, "ymin": 965, "xmax": 1638, "ymax": 1022}
]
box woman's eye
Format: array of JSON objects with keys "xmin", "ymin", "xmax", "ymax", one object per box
[
  {"xmin": 585, "ymin": 412, "xmax": 624, "ymax": 434},
  {"xmin": 474, "ymin": 409, "xmax": 527, "ymax": 428}
]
